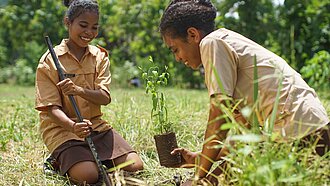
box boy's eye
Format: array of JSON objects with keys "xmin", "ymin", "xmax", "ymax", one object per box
[{"xmin": 80, "ymin": 24, "xmax": 88, "ymax": 28}]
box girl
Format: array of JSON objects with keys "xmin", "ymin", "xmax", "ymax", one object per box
[
  {"xmin": 159, "ymin": 0, "xmax": 329, "ymax": 185},
  {"xmin": 35, "ymin": 0, "xmax": 143, "ymax": 184}
]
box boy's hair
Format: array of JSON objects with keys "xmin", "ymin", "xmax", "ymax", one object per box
[
  {"xmin": 63, "ymin": 0, "xmax": 99, "ymax": 22},
  {"xmin": 159, "ymin": 0, "xmax": 217, "ymax": 40}
]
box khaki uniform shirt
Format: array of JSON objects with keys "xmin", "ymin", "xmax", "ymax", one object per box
[
  {"xmin": 35, "ymin": 39, "xmax": 112, "ymax": 153},
  {"xmin": 201, "ymin": 28, "xmax": 329, "ymax": 139}
]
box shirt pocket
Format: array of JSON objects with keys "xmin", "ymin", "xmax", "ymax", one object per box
[{"xmin": 73, "ymin": 69, "xmax": 96, "ymax": 90}]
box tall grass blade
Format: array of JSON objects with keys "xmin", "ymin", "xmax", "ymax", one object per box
[
  {"xmin": 266, "ymin": 72, "xmax": 283, "ymax": 138},
  {"xmin": 252, "ymin": 55, "xmax": 260, "ymax": 134}
]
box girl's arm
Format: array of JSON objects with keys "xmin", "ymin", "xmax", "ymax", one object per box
[
  {"xmin": 48, "ymin": 105, "xmax": 91, "ymax": 138},
  {"xmin": 48, "ymin": 105, "xmax": 75, "ymax": 132},
  {"xmin": 57, "ymin": 78, "xmax": 111, "ymax": 105}
]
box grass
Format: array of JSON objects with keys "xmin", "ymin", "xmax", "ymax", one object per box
[
  {"xmin": 0, "ymin": 84, "xmax": 329, "ymax": 185},
  {"xmin": 0, "ymin": 84, "xmax": 208, "ymax": 185}
]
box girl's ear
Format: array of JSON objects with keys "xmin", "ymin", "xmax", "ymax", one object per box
[
  {"xmin": 63, "ymin": 17, "xmax": 70, "ymax": 27},
  {"xmin": 187, "ymin": 27, "xmax": 202, "ymax": 43}
]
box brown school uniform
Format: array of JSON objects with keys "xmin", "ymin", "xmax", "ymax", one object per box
[
  {"xmin": 201, "ymin": 28, "xmax": 329, "ymax": 141},
  {"xmin": 35, "ymin": 39, "xmax": 134, "ymax": 175}
]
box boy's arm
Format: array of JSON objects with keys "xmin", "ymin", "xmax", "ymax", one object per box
[{"xmin": 196, "ymin": 97, "xmax": 229, "ymax": 178}]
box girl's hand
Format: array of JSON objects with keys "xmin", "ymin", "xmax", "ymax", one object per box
[
  {"xmin": 72, "ymin": 119, "xmax": 92, "ymax": 138},
  {"xmin": 57, "ymin": 79, "xmax": 83, "ymax": 96},
  {"xmin": 171, "ymin": 148, "xmax": 198, "ymax": 168}
]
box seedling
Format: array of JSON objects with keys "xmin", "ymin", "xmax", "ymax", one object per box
[
  {"xmin": 139, "ymin": 56, "xmax": 181, "ymax": 167},
  {"xmin": 139, "ymin": 56, "xmax": 172, "ymax": 134}
]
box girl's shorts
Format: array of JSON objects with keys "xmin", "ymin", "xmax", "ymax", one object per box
[{"xmin": 52, "ymin": 129, "xmax": 135, "ymax": 175}]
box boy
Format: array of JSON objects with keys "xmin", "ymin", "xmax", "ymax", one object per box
[{"xmin": 159, "ymin": 0, "xmax": 329, "ymax": 184}]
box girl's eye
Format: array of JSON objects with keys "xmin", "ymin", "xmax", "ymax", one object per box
[{"xmin": 80, "ymin": 24, "xmax": 88, "ymax": 28}]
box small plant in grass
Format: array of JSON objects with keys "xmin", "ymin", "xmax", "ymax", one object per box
[
  {"xmin": 139, "ymin": 56, "xmax": 181, "ymax": 167},
  {"xmin": 139, "ymin": 56, "xmax": 172, "ymax": 134}
]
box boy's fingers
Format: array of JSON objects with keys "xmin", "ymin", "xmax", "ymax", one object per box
[{"xmin": 171, "ymin": 148, "xmax": 184, "ymax": 155}]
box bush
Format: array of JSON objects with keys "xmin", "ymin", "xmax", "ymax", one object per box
[
  {"xmin": 301, "ymin": 50, "xmax": 330, "ymax": 90},
  {"xmin": 0, "ymin": 59, "xmax": 35, "ymax": 85},
  {"xmin": 111, "ymin": 60, "xmax": 140, "ymax": 88}
]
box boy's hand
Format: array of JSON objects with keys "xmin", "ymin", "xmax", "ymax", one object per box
[
  {"xmin": 57, "ymin": 79, "xmax": 83, "ymax": 96},
  {"xmin": 72, "ymin": 119, "xmax": 92, "ymax": 138},
  {"xmin": 171, "ymin": 148, "xmax": 198, "ymax": 168}
]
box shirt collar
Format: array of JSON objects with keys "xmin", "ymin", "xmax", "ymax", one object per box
[{"xmin": 54, "ymin": 39, "xmax": 98, "ymax": 57}]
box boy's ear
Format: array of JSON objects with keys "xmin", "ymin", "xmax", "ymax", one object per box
[{"xmin": 187, "ymin": 27, "xmax": 202, "ymax": 43}]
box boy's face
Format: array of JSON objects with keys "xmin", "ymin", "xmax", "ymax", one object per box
[
  {"xmin": 66, "ymin": 11, "xmax": 99, "ymax": 48},
  {"xmin": 163, "ymin": 28, "xmax": 202, "ymax": 70}
]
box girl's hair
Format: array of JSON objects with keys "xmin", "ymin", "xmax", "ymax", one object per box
[
  {"xmin": 63, "ymin": 0, "xmax": 99, "ymax": 22},
  {"xmin": 159, "ymin": 0, "xmax": 217, "ymax": 39}
]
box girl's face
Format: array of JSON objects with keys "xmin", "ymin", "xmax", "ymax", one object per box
[
  {"xmin": 163, "ymin": 28, "xmax": 202, "ymax": 70},
  {"xmin": 66, "ymin": 11, "xmax": 99, "ymax": 48}
]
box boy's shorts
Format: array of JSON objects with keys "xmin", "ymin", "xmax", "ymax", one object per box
[
  {"xmin": 301, "ymin": 122, "xmax": 330, "ymax": 156},
  {"xmin": 52, "ymin": 129, "xmax": 135, "ymax": 175}
]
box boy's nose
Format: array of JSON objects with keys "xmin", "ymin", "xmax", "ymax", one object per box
[{"xmin": 175, "ymin": 55, "xmax": 182, "ymax": 63}]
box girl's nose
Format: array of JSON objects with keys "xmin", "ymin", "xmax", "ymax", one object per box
[
  {"xmin": 84, "ymin": 28, "xmax": 95, "ymax": 36},
  {"xmin": 85, "ymin": 30, "xmax": 92, "ymax": 36}
]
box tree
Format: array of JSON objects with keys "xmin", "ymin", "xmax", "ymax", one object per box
[
  {"xmin": 277, "ymin": 0, "xmax": 330, "ymax": 70},
  {"xmin": 216, "ymin": 0, "xmax": 278, "ymax": 48}
]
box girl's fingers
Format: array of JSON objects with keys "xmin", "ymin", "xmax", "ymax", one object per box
[
  {"xmin": 73, "ymin": 120, "xmax": 92, "ymax": 137},
  {"xmin": 57, "ymin": 79, "xmax": 69, "ymax": 86},
  {"xmin": 83, "ymin": 119, "xmax": 92, "ymax": 126},
  {"xmin": 76, "ymin": 129, "xmax": 91, "ymax": 138}
]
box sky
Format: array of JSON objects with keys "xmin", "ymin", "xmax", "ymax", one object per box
[{"xmin": 273, "ymin": 0, "xmax": 285, "ymax": 5}]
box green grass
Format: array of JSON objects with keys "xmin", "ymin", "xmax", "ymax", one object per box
[
  {"xmin": 0, "ymin": 84, "xmax": 208, "ymax": 185},
  {"xmin": 0, "ymin": 84, "xmax": 329, "ymax": 185}
]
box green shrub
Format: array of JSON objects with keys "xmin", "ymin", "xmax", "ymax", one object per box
[
  {"xmin": 0, "ymin": 59, "xmax": 35, "ymax": 85},
  {"xmin": 111, "ymin": 60, "xmax": 140, "ymax": 88},
  {"xmin": 301, "ymin": 50, "xmax": 330, "ymax": 90}
]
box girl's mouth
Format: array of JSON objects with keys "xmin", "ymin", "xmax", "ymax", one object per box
[{"xmin": 81, "ymin": 36, "xmax": 92, "ymax": 42}]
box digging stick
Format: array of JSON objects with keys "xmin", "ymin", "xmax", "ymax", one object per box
[{"xmin": 44, "ymin": 36, "xmax": 112, "ymax": 186}]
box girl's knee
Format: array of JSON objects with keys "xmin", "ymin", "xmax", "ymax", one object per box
[
  {"xmin": 115, "ymin": 153, "xmax": 144, "ymax": 172},
  {"xmin": 68, "ymin": 161, "xmax": 99, "ymax": 184},
  {"xmin": 127, "ymin": 157, "xmax": 144, "ymax": 172}
]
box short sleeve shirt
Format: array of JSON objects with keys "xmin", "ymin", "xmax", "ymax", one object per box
[
  {"xmin": 200, "ymin": 28, "xmax": 329, "ymax": 139},
  {"xmin": 35, "ymin": 39, "xmax": 112, "ymax": 152}
]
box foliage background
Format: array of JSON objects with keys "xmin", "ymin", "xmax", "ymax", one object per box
[{"xmin": 0, "ymin": 0, "xmax": 329, "ymax": 89}]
